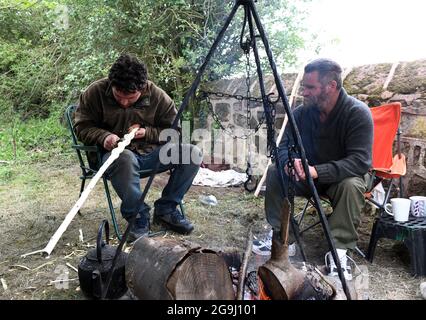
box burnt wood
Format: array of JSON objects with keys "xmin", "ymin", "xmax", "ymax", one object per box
[{"xmin": 126, "ymin": 237, "xmax": 235, "ymax": 300}]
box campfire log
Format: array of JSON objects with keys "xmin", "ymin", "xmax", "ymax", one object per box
[
  {"xmin": 258, "ymin": 199, "xmax": 336, "ymax": 300},
  {"xmin": 125, "ymin": 237, "xmax": 235, "ymax": 300}
]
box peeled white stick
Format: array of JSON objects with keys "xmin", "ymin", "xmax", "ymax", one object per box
[{"xmin": 21, "ymin": 128, "xmax": 138, "ymax": 258}]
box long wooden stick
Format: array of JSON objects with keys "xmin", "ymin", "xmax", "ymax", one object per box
[
  {"xmin": 21, "ymin": 128, "xmax": 137, "ymax": 258},
  {"xmin": 237, "ymin": 225, "xmax": 253, "ymax": 300}
]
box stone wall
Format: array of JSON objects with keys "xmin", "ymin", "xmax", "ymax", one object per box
[{"xmin": 194, "ymin": 59, "xmax": 426, "ymax": 196}]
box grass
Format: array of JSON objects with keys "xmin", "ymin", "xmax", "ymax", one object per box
[
  {"xmin": 0, "ymin": 155, "xmax": 114, "ymax": 300},
  {"xmin": 0, "ymin": 152, "xmax": 424, "ymax": 300},
  {"xmin": 0, "ymin": 109, "xmax": 71, "ymax": 163}
]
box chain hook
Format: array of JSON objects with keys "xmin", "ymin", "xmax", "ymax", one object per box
[{"xmin": 244, "ymin": 134, "xmax": 258, "ymax": 192}]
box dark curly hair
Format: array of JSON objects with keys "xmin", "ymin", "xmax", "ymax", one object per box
[{"xmin": 108, "ymin": 54, "xmax": 148, "ymax": 92}]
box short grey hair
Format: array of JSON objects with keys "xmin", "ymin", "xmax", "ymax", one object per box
[{"xmin": 304, "ymin": 58, "xmax": 343, "ymax": 90}]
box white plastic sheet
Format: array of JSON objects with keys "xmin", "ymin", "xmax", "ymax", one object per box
[{"xmin": 192, "ymin": 167, "xmax": 247, "ymax": 187}]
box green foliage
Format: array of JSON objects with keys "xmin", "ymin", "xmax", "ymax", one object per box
[
  {"xmin": 1, "ymin": 0, "xmax": 312, "ymax": 108},
  {"xmin": 0, "ymin": 0, "xmax": 314, "ymax": 163},
  {"xmin": 0, "ymin": 110, "xmax": 71, "ymax": 162}
]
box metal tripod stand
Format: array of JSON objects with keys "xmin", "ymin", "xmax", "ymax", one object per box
[{"xmin": 103, "ymin": 0, "xmax": 352, "ymax": 300}]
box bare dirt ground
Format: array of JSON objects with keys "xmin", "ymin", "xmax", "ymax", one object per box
[{"xmin": 0, "ymin": 158, "xmax": 424, "ymax": 300}]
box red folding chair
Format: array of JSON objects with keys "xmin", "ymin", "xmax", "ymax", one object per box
[
  {"xmin": 366, "ymin": 103, "xmax": 426, "ymax": 277},
  {"xmin": 365, "ymin": 102, "xmax": 406, "ymax": 208}
]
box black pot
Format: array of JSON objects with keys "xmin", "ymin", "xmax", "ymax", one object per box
[{"xmin": 78, "ymin": 220, "xmax": 128, "ymax": 299}]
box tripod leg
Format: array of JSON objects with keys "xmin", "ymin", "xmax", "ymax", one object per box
[
  {"xmin": 245, "ymin": 6, "xmax": 307, "ymax": 262},
  {"xmin": 170, "ymin": 3, "xmax": 240, "ymax": 129},
  {"xmin": 247, "ymin": 0, "xmax": 352, "ymax": 300},
  {"xmin": 139, "ymin": 0, "xmax": 240, "ymax": 197}
]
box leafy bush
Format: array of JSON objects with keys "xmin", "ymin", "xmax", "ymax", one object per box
[{"xmin": 0, "ymin": 0, "xmax": 313, "ymax": 162}]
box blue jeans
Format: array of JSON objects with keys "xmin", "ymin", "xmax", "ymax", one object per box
[{"xmin": 102, "ymin": 143, "xmax": 202, "ymax": 220}]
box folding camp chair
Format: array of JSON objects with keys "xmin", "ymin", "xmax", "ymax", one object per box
[
  {"xmin": 65, "ymin": 105, "xmax": 185, "ymax": 240},
  {"xmin": 365, "ymin": 104, "xmax": 426, "ymax": 276},
  {"xmin": 364, "ymin": 102, "xmax": 406, "ymax": 209},
  {"xmin": 294, "ymin": 102, "xmax": 406, "ymax": 259}
]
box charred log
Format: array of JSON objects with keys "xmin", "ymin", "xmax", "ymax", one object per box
[
  {"xmin": 126, "ymin": 237, "xmax": 235, "ymax": 300},
  {"xmin": 258, "ymin": 199, "xmax": 336, "ymax": 300}
]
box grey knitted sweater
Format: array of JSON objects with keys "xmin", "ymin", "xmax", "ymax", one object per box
[{"xmin": 278, "ymin": 88, "xmax": 374, "ymax": 184}]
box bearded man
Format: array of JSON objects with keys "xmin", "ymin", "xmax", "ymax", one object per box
[{"xmin": 252, "ymin": 58, "xmax": 373, "ymax": 281}]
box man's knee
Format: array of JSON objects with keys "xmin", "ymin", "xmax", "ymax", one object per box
[
  {"xmin": 266, "ymin": 164, "xmax": 287, "ymax": 196},
  {"xmin": 266, "ymin": 164, "xmax": 282, "ymax": 186},
  {"xmin": 266, "ymin": 165, "xmax": 283, "ymax": 198},
  {"xmin": 114, "ymin": 149, "xmax": 138, "ymax": 167},
  {"xmin": 335, "ymin": 176, "xmax": 366, "ymax": 196},
  {"xmin": 105, "ymin": 149, "xmax": 139, "ymax": 178}
]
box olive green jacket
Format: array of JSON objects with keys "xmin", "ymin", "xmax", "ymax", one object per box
[{"xmin": 74, "ymin": 78, "xmax": 177, "ymax": 155}]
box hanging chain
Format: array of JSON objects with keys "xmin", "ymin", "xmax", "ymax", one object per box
[
  {"xmin": 245, "ymin": 47, "xmax": 252, "ymax": 128},
  {"xmin": 244, "ymin": 133, "xmax": 258, "ymax": 192},
  {"xmin": 266, "ymin": 96, "xmax": 277, "ymax": 158},
  {"xmin": 200, "ymin": 5, "xmax": 278, "ymax": 154},
  {"xmin": 201, "ymin": 91, "xmax": 267, "ymax": 140},
  {"xmin": 201, "ymin": 90, "xmax": 263, "ymax": 103}
]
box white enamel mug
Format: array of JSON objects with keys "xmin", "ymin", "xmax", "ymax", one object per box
[{"xmin": 385, "ymin": 198, "xmax": 411, "ymax": 222}]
